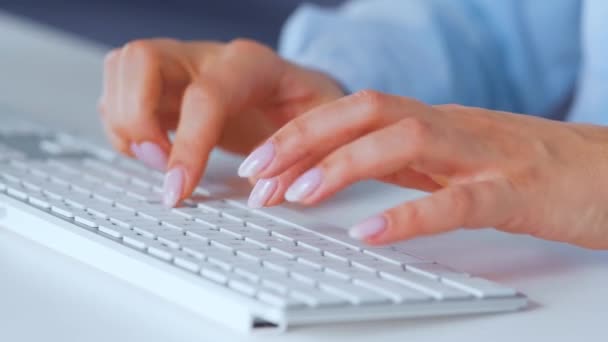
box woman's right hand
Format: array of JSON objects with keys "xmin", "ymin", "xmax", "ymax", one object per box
[{"xmin": 98, "ymin": 38, "xmax": 344, "ymax": 206}]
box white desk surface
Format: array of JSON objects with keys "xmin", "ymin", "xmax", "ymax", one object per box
[{"xmin": 0, "ymin": 12, "xmax": 606, "ymax": 342}]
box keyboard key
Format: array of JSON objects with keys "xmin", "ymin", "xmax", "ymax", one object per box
[
  {"xmin": 28, "ymin": 194, "xmax": 50, "ymax": 209},
  {"xmin": 50, "ymin": 204, "xmax": 73, "ymax": 218},
  {"xmin": 440, "ymin": 276, "xmax": 517, "ymax": 298},
  {"xmin": 324, "ymin": 265, "xmax": 377, "ymax": 280},
  {"xmin": 173, "ymin": 251, "xmax": 203, "ymax": 273},
  {"xmin": 98, "ymin": 224, "xmax": 124, "ymax": 239},
  {"xmin": 201, "ymin": 264, "xmax": 229, "ymax": 284},
  {"xmin": 227, "ymin": 276, "xmax": 258, "ymax": 296},
  {"xmin": 233, "ymin": 263, "xmax": 265, "ymax": 282},
  {"xmin": 380, "ymin": 271, "xmax": 471, "ymax": 300},
  {"xmin": 74, "ymin": 214, "xmax": 98, "ymax": 228},
  {"xmin": 121, "ymin": 230, "xmax": 149, "ymax": 250},
  {"xmin": 353, "ymin": 277, "xmax": 431, "ymax": 303},
  {"xmin": 351, "ymin": 258, "xmax": 404, "ymax": 273},
  {"xmin": 289, "ymin": 287, "xmax": 348, "ymax": 308},
  {"xmin": 318, "ymin": 279, "xmax": 391, "ymax": 305},
  {"xmin": 323, "ymin": 247, "xmax": 368, "ymax": 262},
  {"xmin": 146, "ymin": 239, "xmax": 178, "ymax": 261},
  {"xmin": 7, "ymin": 186, "xmax": 28, "ymax": 200},
  {"xmin": 406, "ymin": 263, "xmax": 469, "ymax": 280},
  {"xmin": 257, "ymin": 290, "xmax": 304, "ymax": 309},
  {"xmin": 363, "ymin": 246, "xmax": 431, "ymax": 265}
]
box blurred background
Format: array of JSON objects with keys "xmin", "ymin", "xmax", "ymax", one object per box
[
  {"xmin": 0, "ymin": 0, "xmax": 344, "ymax": 141},
  {"xmin": 0, "ymin": 0, "xmax": 344, "ymax": 48}
]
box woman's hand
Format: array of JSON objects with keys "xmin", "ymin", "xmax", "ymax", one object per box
[
  {"xmin": 98, "ymin": 38, "xmax": 344, "ymax": 206},
  {"xmin": 239, "ymin": 91, "xmax": 608, "ymax": 249}
]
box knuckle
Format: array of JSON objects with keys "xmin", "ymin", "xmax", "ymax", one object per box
[
  {"xmin": 226, "ymin": 38, "xmax": 267, "ymax": 55},
  {"xmin": 436, "ymin": 103, "xmax": 466, "ymax": 112},
  {"xmin": 103, "ymin": 48, "xmax": 121, "ymax": 69},
  {"xmin": 184, "ymin": 82, "xmax": 205, "ymax": 99},
  {"xmin": 352, "ymin": 89, "xmax": 387, "ymax": 112},
  {"xmin": 397, "ymin": 117, "xmax": 431, "ymax": 149},
  {"xmin": 184, "ymin": 81, "xmax": 221, "ymax": 106},
  {"xmin": 274, "ymin": 117, "xmax": 310, "ymax": 150},
  {"xmin": 323, "ymin": 149, "xmax": 357, "ymax": 180},
  {"xmin": 291, "ymin": 118, "xmax": 310, "ymax": 139},
  {"xmin": 449, "ymin": 186, "xmax": 475, "ymax": 224},
  {"xmin": 386, "ymin": 204, "xmax": 421, "ymax": 237},
  {"xmin": 111, "ymin": 110, "xmax": 147, "ymax": 136},
  {"xmin": 121, "ymin": 39, "xmax": 160, "ymax": 65},
  {"xmin": 401, "ymin": 204, "xmax": 423, "ymax": 230}
]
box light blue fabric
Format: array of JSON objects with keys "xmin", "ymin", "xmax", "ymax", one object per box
[{"xmin": 278, "ymin": 0, "xmax": 606, "ymax": 125}]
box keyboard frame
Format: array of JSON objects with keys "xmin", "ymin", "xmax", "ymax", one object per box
[{"xmin": 0, "ymin": 192, "xmax": 527, "ymax": 333}]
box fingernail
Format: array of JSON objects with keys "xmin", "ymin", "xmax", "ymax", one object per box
[
  {"xmin": 131, "ymin": 141, "xmax": 168, "ymax": 171},
  {"xmin": 348, "ymin": 216, "xmax": 387, "ymax": 240},
  {"xmin": 238, "ymin": 141, "xmax": 275, "ymax": 178},
  {"xmin": 247, "ymin": 178, "xmax": 278, "ymax": 209},
  {"xmin": 285, "ymin": 168, "xmax": 322, "ymax": 202},
  {"xmin": 162, "ymin": 167, "xmax": 185, "ymax": 207},
  {"xmin": 130, "ymin": 142, "xmax": 142, "ymax": 156}
]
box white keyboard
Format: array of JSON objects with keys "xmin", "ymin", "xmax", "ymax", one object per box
[{"xmin": 0, "ymin": 117, "xmax": 527, "ymax": 333}]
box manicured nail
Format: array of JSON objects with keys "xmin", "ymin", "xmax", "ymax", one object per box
[
  {"xmin": 238, "ymin": 141, "xmax": 274, "ymax": 178},
  {"xmin": 285, "ymin": 168, "xmax": 322, "ymax": 202},
  {"xmin": 162, "ymin": 167, "xmax": 185, "ymax": 207},
  {"xmin": 348, "ymin": 216, "xmax": 387, "ymax": 240},
  {"xmin": 131, "ymin": 141, "xmax": 168, "ymax": 171},
  {"xmin": 247, "ymin": 178, "xmax": 278, "ymax": 209},
  {"xmin": 130, "ymin": 142, "xmax": 142, "ymax": 156}
]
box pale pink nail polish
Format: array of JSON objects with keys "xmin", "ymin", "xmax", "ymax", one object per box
[
  {"xmin": 247, "ymin": 178, "xmax": 278, "ymax": 209},
  {"xmin": 163, "ymin": 167, "xmax": 185, "ymax": 207},
  {"xmin": 285, "ymin": 168, "xmax": 322, "ymax": 202},
  {"xmin": 131, "ymin": 141, "xmax": 168, "ymax": 171},
  {"xmin": 348, "ymin": 216, "xmax": 387, "ymax": 240},
  {"xmin": 238, "ymin": 141, "xmax": 275, "ymax": 178},
  {"xmin": 130, "ymin": 142, "xmax": 142, "ymax": 156}
]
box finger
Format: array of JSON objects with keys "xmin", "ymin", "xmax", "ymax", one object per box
[
  {"xmin": 283, "ymin": 117, "xmax": 450, "ymax": 204},
  {"xmin": 238, "ymin": 91, "xmax": 422, "ymax": 179},
  {"xmin": 100, "ymin": 49, "xmax": 131, "ymax": 155},
  {"xmin": 258, "ymin": 148, "xmax": 444, "ymax": 207},
  {"xmin": 101, "ymin": 121, "xmax": 131, "ymax": 156},
  {"xmin": 163, "ymin": 40, "xmax": 289, "ymax": 206},
  {"xmin": 265, "ymin": 155, "xmax": 320, "ymax": 206},
  {"xmin": 99, "ymin": 49, "xmax": 131, "ymax": 158},
  {"xmin": 163, "ymin": 82, "xmax": 227, "ymax": 207},
  {"xmin": 247, "ymin": 154, "xmax": 320, "ymax": 208},
  {"xmin": 349, "ymin": 179, "xmax": 518, "ymax": 245},
  {"xmin": 111, "ymin": 41, "xmax": 171, "ymax": 153},
  {"xmin": 100, "ymin": 48, "xmax": 120, "ymax": 111}
]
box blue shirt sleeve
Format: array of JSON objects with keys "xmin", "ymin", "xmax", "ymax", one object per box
[
  {"xmin": 567, "ymin": 0, "xmax": 608, "ymax": 126},
  {"xmin": 278, "ymin": 0, "xmax": 581, "ymax": 120}
]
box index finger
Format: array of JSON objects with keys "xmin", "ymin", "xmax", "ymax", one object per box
[
  {"xmin": 238, "ymin": 91, "xmax": 425, "ymax": 179},
  {"xmin": 162, "ymin": 81, "xmax": 226, "ymax": 207},
  {"xmin": 162, "ymin": 40, "xmax": 287, "ymax": 206}
]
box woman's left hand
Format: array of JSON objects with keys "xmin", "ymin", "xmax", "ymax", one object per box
[{"xmin": 238, "ymin": 90, "xmax": 608, "ymax": 249}]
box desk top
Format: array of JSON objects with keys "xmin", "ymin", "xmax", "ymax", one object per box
[{"xmin": 0, "ymin": 11, "xmax": 606, "ymax": 342}]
